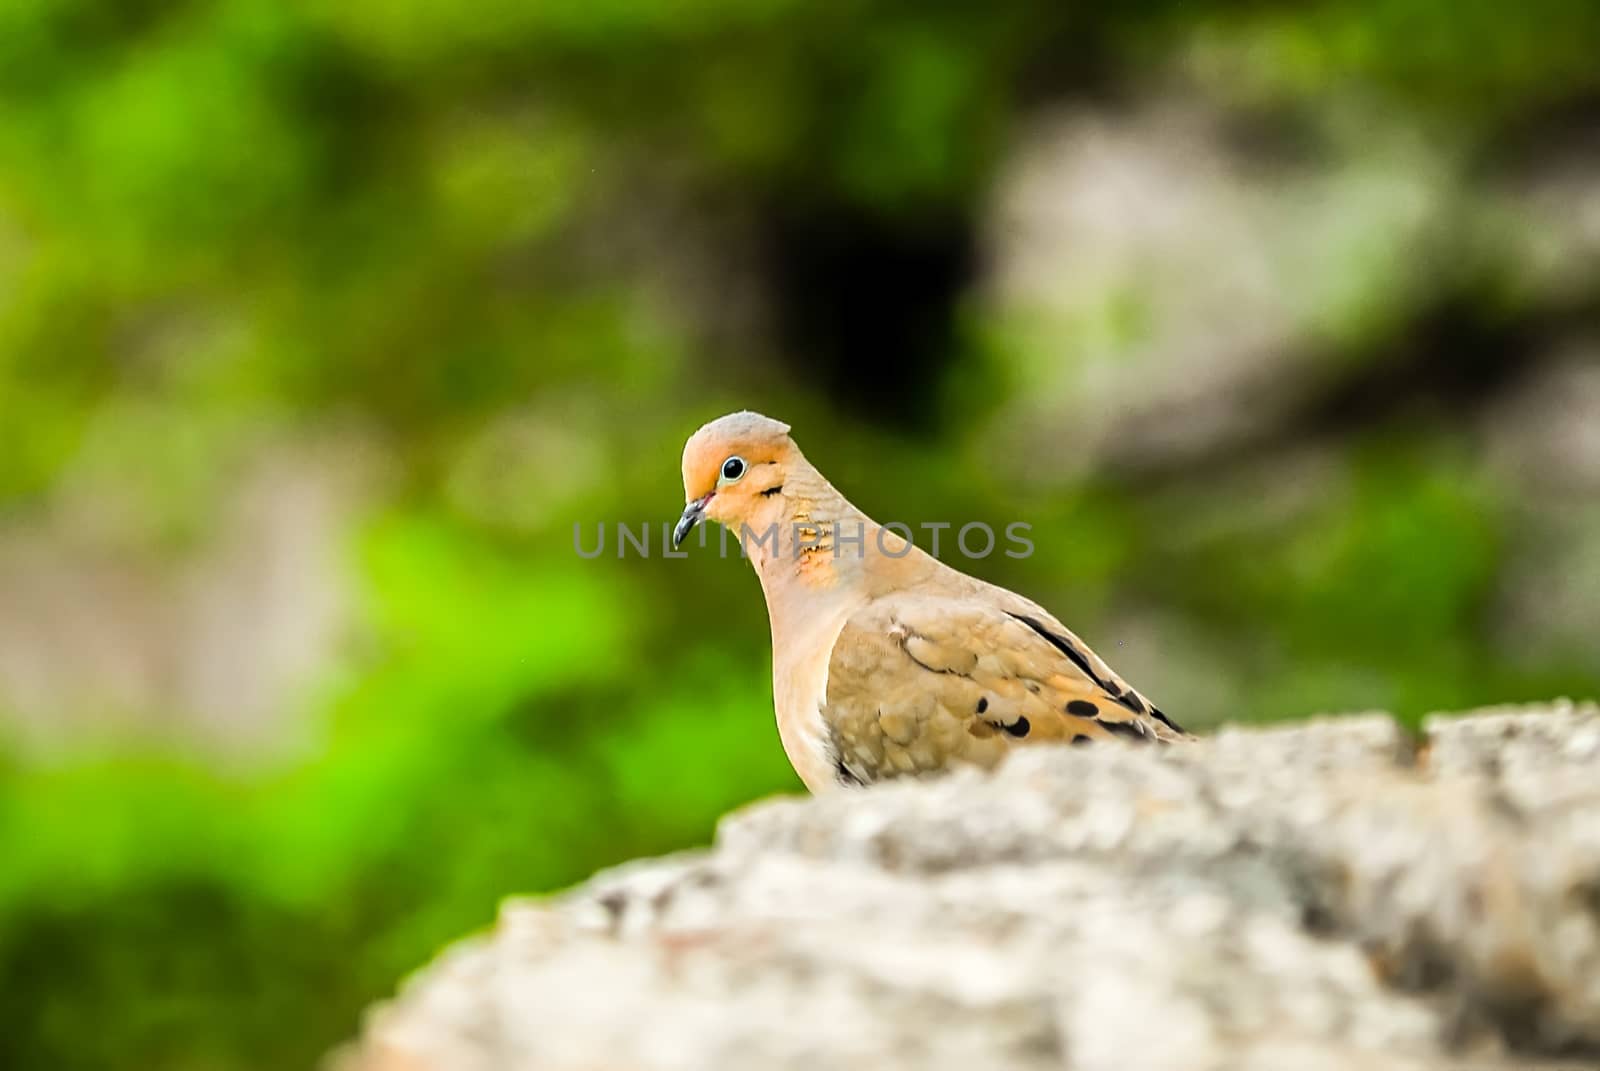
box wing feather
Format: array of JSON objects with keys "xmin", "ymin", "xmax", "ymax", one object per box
[{"xmin": 821, "ymin": 594, "xmax": 1186, "ymax": 785}]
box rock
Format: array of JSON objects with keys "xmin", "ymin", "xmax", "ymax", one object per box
[{"xmin": 338, "ymin": 704, "xmax": 1600, "ymax": 1071}]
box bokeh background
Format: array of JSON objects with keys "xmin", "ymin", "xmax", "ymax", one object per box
[{"xmin": 2, "ymin": 1, "xmax": 1599, "ymax": 1067}]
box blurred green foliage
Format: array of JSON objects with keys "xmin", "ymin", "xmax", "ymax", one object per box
[
  {"xmin": 0, "ymin": 515, "xmax": 791, "ymax": 1068},
  {"xmin": 1, "ymin": 1, "xmax": 1598, "ymax": 1068}
]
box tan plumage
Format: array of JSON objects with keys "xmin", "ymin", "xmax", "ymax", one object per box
[{"xmin": 675, "ymin": 410, "xmax": 1187, "ymax": 793}]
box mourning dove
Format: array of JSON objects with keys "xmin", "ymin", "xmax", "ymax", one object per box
[{"xmin": 674, "ymin": 410, "xmax": 1188, "ymax": 792}]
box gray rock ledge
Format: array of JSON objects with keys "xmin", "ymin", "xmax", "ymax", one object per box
[{"xmin": 339, "ymin": 702, "xmax": 1600, "ymax": 1071}]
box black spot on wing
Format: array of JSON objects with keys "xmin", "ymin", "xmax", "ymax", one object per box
[
  {"xmin": 1002, "ymin": 716, "xmax": 1030, "ymax": 738},
  {"xmin": 1065, "ymin": 699, "xmax": 1099, "ymax": 717},
  {"xmin": 1008, "ymin": 612, "xmax": 1186, "ymax": 734},
  {"xmin": 1101, "ymin": 720, "xmax": 1149, "ymax": 743},
  {"xmin": 976, "ymin": 697, "xmax": 988, "ymax": 714}
]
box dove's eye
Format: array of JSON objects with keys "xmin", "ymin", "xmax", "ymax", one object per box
[{"xmin": 720, "ymin": 456, "xmax": 747, "ymax": 483}]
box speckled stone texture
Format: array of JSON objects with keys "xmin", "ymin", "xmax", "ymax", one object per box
[{"xmin": 338, "ymin": 703, "xmax": 1600, "ymax": 1071}]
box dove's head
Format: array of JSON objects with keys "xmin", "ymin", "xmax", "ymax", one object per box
[{"xmin": 675, "ymin": 410, "xmax": 797, "ymax": 547}]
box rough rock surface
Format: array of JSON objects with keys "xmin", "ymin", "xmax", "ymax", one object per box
[{"xmin": 340, "ymin": 703, "xmax": 1600, "ymax": 1071}]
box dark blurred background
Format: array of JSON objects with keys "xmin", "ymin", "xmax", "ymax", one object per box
[{"xmin": 2, "ymin": 1, "xmax": 1599, "ymax": 1067}]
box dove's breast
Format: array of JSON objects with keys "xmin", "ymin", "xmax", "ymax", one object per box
[{"xmin": 768, "ymin": 596, "xmax": 860, "ymax": 793}]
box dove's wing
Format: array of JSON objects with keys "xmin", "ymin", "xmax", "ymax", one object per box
[{"xmin": 820, "ymin": 592, "xmax": 1186, "ymax": 785}]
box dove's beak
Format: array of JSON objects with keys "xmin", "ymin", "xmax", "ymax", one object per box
[{"xmin": 673, "ymin": 493, "xmax": 713, "ymax": 548}]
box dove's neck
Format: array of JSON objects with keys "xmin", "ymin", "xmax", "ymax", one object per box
[
  {"xmin": 744, "ymin": 460, "xmax": 872, "ymax": 628},
  {"xmin": 743, "ymin": 461, "xmax": 874, "ymax": 787},
  {"xmin": 747, "ymin": 458, "xmax": 943, "ymax": 631}
]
